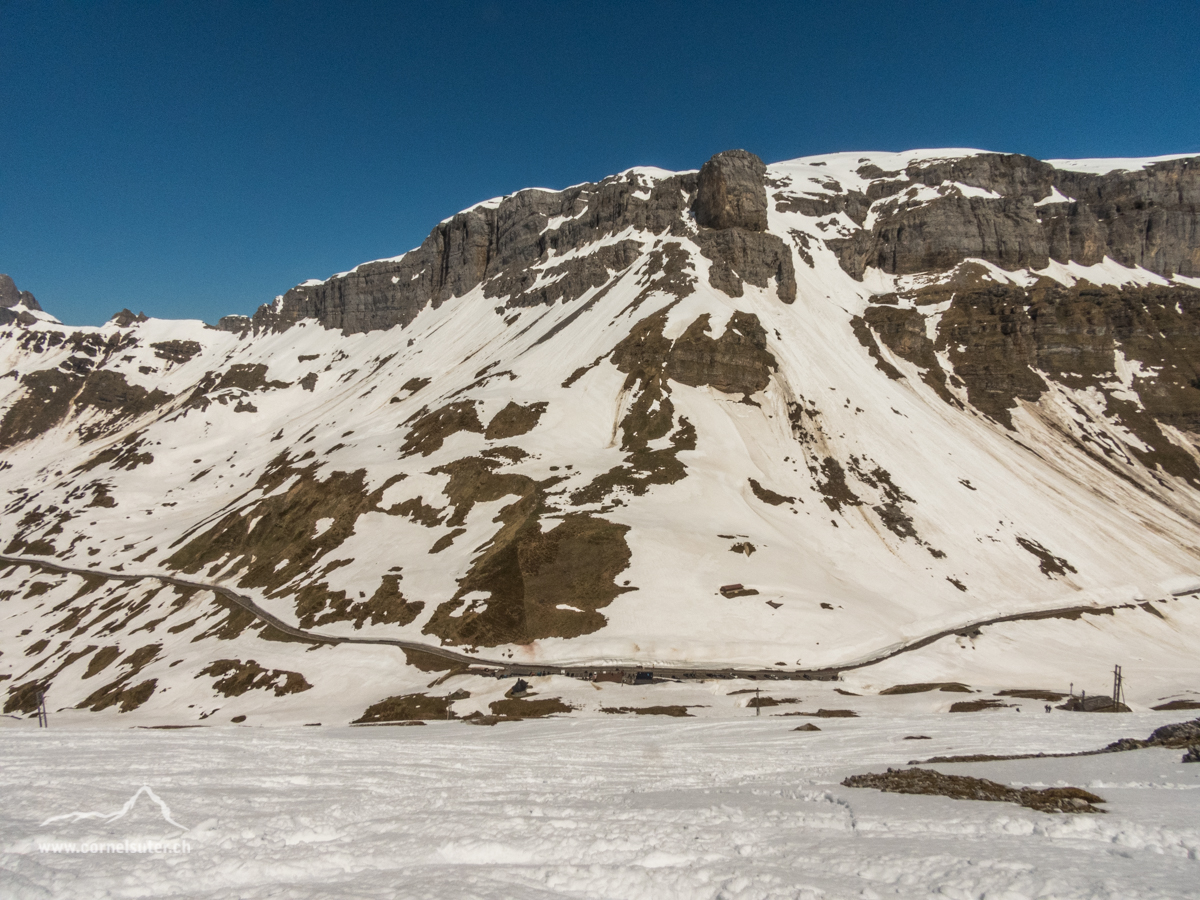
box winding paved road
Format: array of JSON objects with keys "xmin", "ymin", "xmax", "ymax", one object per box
[{"xmin": 0, "ymin": 553, "xmax": 1174, "ymax": 682}]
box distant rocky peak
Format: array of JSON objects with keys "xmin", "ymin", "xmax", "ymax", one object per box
[{"xmin": 0, "ymin": 274, "xmax": 41, "ymax": 311}]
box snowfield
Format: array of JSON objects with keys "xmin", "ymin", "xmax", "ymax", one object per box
[{"xmin": 2, "ymin": 714, "xmax": 1198, "ymax": 899}]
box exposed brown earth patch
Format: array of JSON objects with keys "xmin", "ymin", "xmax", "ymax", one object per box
[
  {"xmin": 401, "ymin": 401, "xmax": 484, "ymax": 457},
  {"xmin": 783, "ymin": 708, "xmax": 858, "ymax": 718},
  {"xmin": 485, "ymin": 401, "xmax": 547, "ymax": 440},
  {"xmin": 843, "ymin": 767, "xmax": 1106, "ymax": 814},
  {"xmin": 918, "ymin": 718, "xmax": 1200, "ymax": 764},
  {"xmin": 72, "ymin": 371, "xmax": 173, "ymax": 442},
  {"xmin": 1152, "ymin": 699, "xmax": 1200, "ymax": 711},
  {"xmin": 488, "ymin": 696, "xmax": 573, "ymax": 717},
  {"xmin": 1016, "ymin": 537, "xmax": 1077, "ymax": 578},
  {"xmin": 881, "ymin": 682, "xmax": 973, "ymax": 695},
  {"xmin": 75, "ymin": 642, "xmax": 163, "ymax": 712},
  {"xmin": 950, "ymin": 699, "xmax": 1011, "ymax": 713},
  {"xmin": 0, "ymin": 370, "xmax": 84, "ymax": 448},
  {"xmin": 353, "ymin": 692, "xmax": 455, "ymax": 723},
  {"xmin": 166, "ymin": 452, "xmax": 427, "ymax": 629},
  {"xmin": 424, "ymin": 507, "xmax": 633, "ymax": 647},
  {"xmin": 748, "ymin": 478, "xmax": 793, "ymax": 506},
  {"xmin": 430, "ymin": 528, "xmax": 466, "ymax": 553},
  {"xmin": 601, "ymin": 705, "xmax": 692, "ymax": 717},
  {"xmin": 997, "ymin": 689, "xmax": 1067, "ymax": 701},
  {"xmin": 198, "ymin": 659, "xmax": 312, "ymax": 697},
  {"xmin": 3, "ymin": 679, "xmax": 48, "ymax": 714},
  {"xmin": 151, "ymin": 340, "xmax": 202, "ymax": 364},
  {"xmin": 812, "ymin": 457, "xmax": 862, "ymax": 513},
  {"xmin": 76, "ymin": 433, "xmax": 155, "ymax": 473},
  {"xmin": 83, "ymin": 646, "xmax": 122, "ymax": 679}
]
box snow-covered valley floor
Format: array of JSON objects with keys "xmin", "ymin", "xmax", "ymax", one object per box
[{"xmin": 2, "ymin": 714, "xmax": 1197, "ymax": 899}]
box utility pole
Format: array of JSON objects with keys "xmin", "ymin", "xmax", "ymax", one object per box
[
  {"xmin": 36, "ymin": 689, "xmax": 48, "ymax": 729},
  {"xmin": 1112, "ymin": 664, "xmax": 1124, "ymax": 710},
  {"xmin": 755, "ymin": 686, "xmax": 760, "ymax": 717}
]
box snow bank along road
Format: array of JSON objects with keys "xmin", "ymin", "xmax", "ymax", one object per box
[
  {"xmin": 0, "ymin": 553, "xmax": 1185, "ymax": 682},
  {"xmin": 2, "ymin": 714, "xmax": 1198, "ymax": 899}
]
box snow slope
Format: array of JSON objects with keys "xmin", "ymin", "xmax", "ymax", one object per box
[
  {"xmin": 2, "ymin": 714, "xmax": 1198, "ymax": 899},
  {"xmin": 2, "ymin": 147, "xmax": 1200, "ymax": 724}
]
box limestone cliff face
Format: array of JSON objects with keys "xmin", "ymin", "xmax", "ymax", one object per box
[
  {"xmin": 254, "ymin": 150, "xmax": 1196, "ymax": 337},
  {"xmin": 253, "ymin": 149, "xmax": 802, "ymax": 334},
  {"xmin": 253, "ymin": 172, "xmax": 698, "ymax": 334},
  {"xmin": 824, "ymin": 154, "xmax": 1200, "ymax": 279}
]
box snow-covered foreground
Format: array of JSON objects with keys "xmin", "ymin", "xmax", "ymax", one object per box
[{"xmin": 2, "ymin": 714, "xmax": 1197, "ymax": 899}]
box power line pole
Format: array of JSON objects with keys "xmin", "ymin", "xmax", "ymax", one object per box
[
  {"xmin": 36, "ymin": 689, "xmax": 48, "ymax": 729},
  {"xmin": 1112, "ymin": 664, "xmax": 1124, "ymax": 710}
]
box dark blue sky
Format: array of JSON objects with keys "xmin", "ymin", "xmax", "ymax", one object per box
[{"xmin": 4, "ymin": 0, "xmax": 1198, "ymax": 326}]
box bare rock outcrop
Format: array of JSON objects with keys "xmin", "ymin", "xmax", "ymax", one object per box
[
  {"xmin": 251, "ymin": 149, "xmax": 797, "ymax": 334},
  {"xmin": 829, "ymin": 153, "xmax": 1200, "ymax": 279},
  {"xmin": 0, "ymin": 274, "xmax": 42, "ymax": 326},
  {"xmin": 0, "ymin": 274, "xmax": 40, "ymax": 311},
  {"xmin": 253, "ymin": 171, "xmax": 698, "ymax": 335},
  {"xmin": 693, "ymin": 149, "xmax": 769, "ymax": 231}
]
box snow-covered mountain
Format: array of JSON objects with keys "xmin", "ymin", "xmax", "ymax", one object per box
[{"xmin": 3, "ymin": 148, "xmax": 1200, "ymax": 725}]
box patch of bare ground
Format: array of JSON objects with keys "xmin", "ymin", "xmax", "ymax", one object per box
[
  {"xmin": 880, "ymin": 682, "xmax": 972, "ymax": 695},
  {"xmin": 843, "ymin": 768, "xmax": 1106, "ymax": 813},
  {"xmin": 780, "ymin": 708, "xmax": 858, "ymax": 718},
  {"xmin": 488, "ymin": 696, "xmax": 573, "ymax": 718},
  {"xmin": 997, "ymin": 689, "xmax": 1067, "ymax": 701},
  {"xmin": 401, "ymin": 648, "xmax": 469, "ymax": 678},
  {"xmin": 601, "ymin": 705, "xmax": 692, "ymax": 717},
  {"xmin": 182, "ymin": 363, "xmax": 290, "ymax": 412},
  {"xmin": 748, "ymin": 478, "xmax": 793, "ymax": 506},
  {"xmin": 401, "ymin": 400, "xmax": 484, "ymax": 456},
  {"xmin": 484, "ymin": 401, "xmax": 547, "ymax": 440},
  {"xmin": 1151, "ymin": 699, "xmax": 1200, "ymax": 710},
  {"xmin": 198, "ymin": 659, "xmax": 312, "ymax": 697},
  {"xmin": 151, "ymin": 339, "xmax": 201, "ymax": 364},
  {"xmin": 913, "ymin": 718, "xmax": 1200, "ymax": 765},
  {"xmin": 423, "ymin": 456, "xmax": 635, "ymax": 645},
  {"xmin": 793, "ymin": 723, "xmax": 820, "ymax": 732},
  {"xmin": 166, "ymin": 452, "xmax": 426, "ymax": 630},
  {"xmin": 748, "ymin": 696, "xmax": 798, "ymax": 708},
  {"xmin": 83, "ymin": 646, "xmax": 122, "ymax": 679},
  {"xmin": 353, "ymin": 692, "xmax": 457, "ymax": 724},
  {"xmin": 1016, "ymin": 537, "xmax": 1077, "ymax": 578},
  {"xmin": 74, "ymin": 643, "xmax": 162, "ymax": 712},
  {"xmin": 950, "ymin": 699, "xmax": 1012, "ymax": 713},
  {"xmin": 3, "ymin": 679, "xmax": 49, "ymax": 715}
]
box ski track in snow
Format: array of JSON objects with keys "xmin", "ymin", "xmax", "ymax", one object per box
[{"xmin": 1, "ymin": 715, "xmax": 1198, "ymax": 899}]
